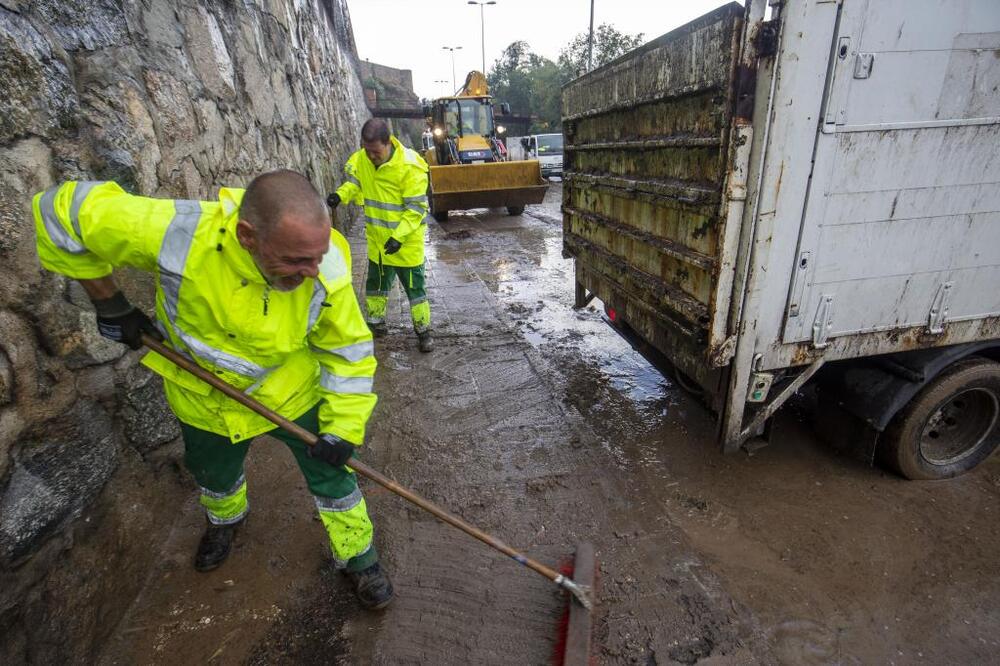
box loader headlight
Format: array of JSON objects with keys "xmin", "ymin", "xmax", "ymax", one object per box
[
  {"xmin": 432, "ymin": 127, "xmax": 444, "ymax": 137},
  {"xmin": 496, "ymin": 125, "xmax": 506, "ymax": 134}
]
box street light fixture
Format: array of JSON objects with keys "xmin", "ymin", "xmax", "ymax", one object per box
[
  {"xmin": 442, "ymin": 45, "xmax": 463, "ymax": 92},
  {"xmin": 434, "ymin": 79, "xmax": 450, "ymax": 96},
  {"xmin": 467, "ymin": 1, "xmax": 497, "ymax": 75}
]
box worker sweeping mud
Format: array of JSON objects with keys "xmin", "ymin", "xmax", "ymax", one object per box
[
  {"xmin": 327, "ymin": 119, "xmax": 434, "ymax": 352},
  {"xmin": 31, "ymin": 171, "xmax": 394, "ymax": 610}
]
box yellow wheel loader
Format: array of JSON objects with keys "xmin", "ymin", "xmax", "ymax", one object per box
[{"xmin": 422, "ymin": 71, "xmax": 548, "ymax": 222}]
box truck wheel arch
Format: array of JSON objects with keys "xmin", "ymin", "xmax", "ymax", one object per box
[{"xmin": 815, "ymin": 342, "xmax": 1000, "ymax": 477}]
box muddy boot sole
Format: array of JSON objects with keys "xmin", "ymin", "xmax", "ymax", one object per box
[{"xmin": 194, "ymin": 518, "xmax": 244, "ymax": 572}]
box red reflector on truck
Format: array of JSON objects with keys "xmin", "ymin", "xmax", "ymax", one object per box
[{"xmin": 607, "ymin": 307, "xmax": 617, "ymax": 322}]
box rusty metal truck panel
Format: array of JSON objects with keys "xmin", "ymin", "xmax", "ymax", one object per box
[{"xmin": 561, "ymin": 2, "xmax": 744, "ymax": 384}]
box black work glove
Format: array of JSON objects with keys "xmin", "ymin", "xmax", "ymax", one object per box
[
  {"xmin": 383, "ymin": 237, "xmax": 402, "ymax": 255},
  {"xmin": 307, "ymin": 433, "xmax": 356, "ymax": 467},
  {"xmin": 92, "ymin": 291, "xmax": 163, "ymax": 350},
  {"xmin": 326, "ymin": 192, "xmax": 341, "ymax": 209}
]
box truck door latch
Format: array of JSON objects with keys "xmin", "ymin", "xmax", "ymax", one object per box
[
  {"xmin": 812, "ymin": 295, "xmax": 835, "ymax": 348},
  {"xmin": 927, "ymin": 282, "xmax": 953, "ymax": 335}
]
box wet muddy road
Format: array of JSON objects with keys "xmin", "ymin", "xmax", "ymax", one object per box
[{"xmin": 103, "ymin": 185, "xmax": 999, "ymax": 665}]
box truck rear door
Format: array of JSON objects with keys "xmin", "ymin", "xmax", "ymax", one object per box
[{"xmin": 783, "ymin": 0, "xmax": 1000, "ymax": 347}]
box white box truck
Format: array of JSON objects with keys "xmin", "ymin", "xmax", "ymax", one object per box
[
  {"xmin": 507, "ymin": 133, "xmax": 563, "ymax": 177},
  {"xmin": 562, "ymin": 0, "xmax": 1000, "ymax": 479}
]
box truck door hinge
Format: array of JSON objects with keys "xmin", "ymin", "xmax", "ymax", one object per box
[
  {"xmin": 811, "ymin": 294, "xmax": 834, "ymax": 348},
  {"xmin": 927, "ymin": 282, "xmax": 954, "ymax": 335}
]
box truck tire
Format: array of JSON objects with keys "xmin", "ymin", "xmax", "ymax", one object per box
[
  {"xmin": 881, "ymin": 356, "xmax": 1000, "ymax": 480},
  {"xmin": 433, "ymin": 210, "xmax": 449, "ymax": 223},
  {"xmin": 507, "ymin": 205, "xmax": 525, "ymax": 216}
]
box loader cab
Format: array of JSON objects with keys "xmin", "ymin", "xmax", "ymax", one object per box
[{"xmin": 429, "ymin": 97, "xmax": 502, "ymax": 165}]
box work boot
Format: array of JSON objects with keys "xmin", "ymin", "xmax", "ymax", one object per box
[
  {"xmin": 417, "ymin": 330, "xmax": 434, "ymax": 353},
  {"xmin": 344, "ymin": 562, "xmax": 395, "ymax": 610},
  {"xmin": 194, "ymin": 519, "xmax": 242, "ymax": 572},
  {"xmin": 368, "ymin": 321, "xmax": 388, "ymax": 338}
]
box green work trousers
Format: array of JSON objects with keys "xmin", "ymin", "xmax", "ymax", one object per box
[
  {"xmin": 365, "ymin": 260, "xmax": 431, "ymax": 333},
  {"xmin": 180, "ymin": 403, "xmax": 377, "ymax": 572}
]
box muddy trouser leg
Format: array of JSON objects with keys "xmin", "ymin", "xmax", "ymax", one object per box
[
  {"xmin": 269, "ymin": 403, "xmax": 378, "ymax": 572},
  {"xmin": 181, "ymin": 423, "xmax": 251, "ymax": 525},
  {"xmin": 364, "ymin": 258, "xmax": 396, "ymax": 328},
  {"xmin": 398, "ymin": 263, "xmax": 431, "ymax": 334}
]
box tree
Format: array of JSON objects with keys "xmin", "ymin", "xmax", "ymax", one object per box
[
  {"xmin": 558, "ymin": 23, "xmax": 645, "ymax": 79},
  {"xmin": 487, "ymin": 40, "xmax": 534, "ymax": 116},
  {"xmin": 485, "ymin": 25, "xmax": 643, "ymax": 133},
  {"xmin": 488, "ymin": 41, "xmax": 564, "ymax": 132}
]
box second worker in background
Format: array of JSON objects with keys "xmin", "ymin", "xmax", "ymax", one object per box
[{"xmin": 329, "ymin": 119, "xmax": 434, "ymax": 353}]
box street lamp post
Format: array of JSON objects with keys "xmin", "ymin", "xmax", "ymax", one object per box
[
  {"xmin": 434, "ymin": 79, "xmax": 450, "ymax": 96},
  {"xmin": 442, "ymin": 46, "xmax": 462, "ymax": 91},
  {"xmin": 467, "ymin": 1, "xmax": 496, "ymax": 75},
  {"xmin": 587, "ymin": 0, "xmax": 595, "ymax": 72}
]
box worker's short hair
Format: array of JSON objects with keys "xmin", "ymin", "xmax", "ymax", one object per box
[
  {"xmin": 361, "ymin": 118, "xmax": 391, "ymax": 145},
  {"xmin": 240, "ymin": 169, "xmax": 326, "ymax": 237}
]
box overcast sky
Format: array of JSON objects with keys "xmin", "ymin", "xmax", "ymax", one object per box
[{"xmin": 345, "ymin": 0, "xmax": 738, "ymax": 99}]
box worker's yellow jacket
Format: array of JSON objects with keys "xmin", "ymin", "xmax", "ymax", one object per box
[
  {"xmin": 336, "ymin": 136, "xmax": 430, "ymax": 267},
  {"xmin": 33, "ymin": 181, "xmax": 377, "ymax": 445}
]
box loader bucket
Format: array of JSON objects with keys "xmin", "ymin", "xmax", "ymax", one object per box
[{"xmin": 429, "ymin": 160, "xmax": 548, "ymax": 215}]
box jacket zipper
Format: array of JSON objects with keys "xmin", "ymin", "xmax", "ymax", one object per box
[{"xmin": 262, "ymin": 286, "xmax": 270, "ymax": 316}]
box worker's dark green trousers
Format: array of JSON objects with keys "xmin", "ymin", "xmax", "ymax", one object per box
[
  {"xmin": 180, "ymin": 403, "xmax": 378, "ymax": 572},
  {"xmin": 365, "ymin": 260, "xmax": 431, "ymax": 333}
]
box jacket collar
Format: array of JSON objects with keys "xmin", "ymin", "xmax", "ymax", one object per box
[
  {"xmin": 218, "ymin": 187, "xmax": 269, "ymax": 284},
  {"xmin": 362, "ymin": 135, "xmax": 405, "ymax": 171}
]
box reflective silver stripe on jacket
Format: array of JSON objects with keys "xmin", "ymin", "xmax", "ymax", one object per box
[
  {"xmin": 364, "ymin": 215, "xmax": 399, "ymax": 230},
  {"xmin": 319, "ymin": 369, "xmax": 374, "ymax": 394},
  {"xmin": 345, "ymin": 175, "xmax": 360, "ymax": 187},
  {"xmin": 69, "ymin": 181, "xmax": 102, "ymax": 239},
  {"xmin": 306, "ymin": 279, "xmax": 326, "ymax": 333},
  {"xmin": 401, "ymin": 194, "xmax": 428, "ymax": 216},
  {"xmin": 158, "ymin": 200, "xmax": 270, "ymax": 379},
  {"xmin": 364, "ymin": 198, "xmax": 406, "ymax": 212},
  {"xmin": 200, "ymin": 473, "xmax": 246, "ymax": 499},
  {"xmin": 310, "ymin": 340, "xmax": 375, "ymax": 363},
  {"xmin": 306, "ymin": 241, "xmax": 350, "ymax": 332},
  {"xmin": 38, "ymin": 186, "xmax": 87, "ymax": 254},
  {"xmin": 314, "ymin": 487, "xmax": 363, "ymax": 513}
]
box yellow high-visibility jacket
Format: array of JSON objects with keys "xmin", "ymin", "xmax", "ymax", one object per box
[
  {"xmin": 33, "ymin": 181, "xmax": 377, "ymax": 445},
  {"xmin": 336, "ymin": 136, "xmax": 430, "ymax": 267}
]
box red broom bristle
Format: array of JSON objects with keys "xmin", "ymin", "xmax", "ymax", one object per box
[{"xmin": 551, "ymin": 557, "xmax": 576, "ymax": 665}]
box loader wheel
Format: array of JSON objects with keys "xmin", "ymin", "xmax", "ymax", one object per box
[
  {"xmin": 881, "ymin": 356, "xmax": 1000, "ymax": 480},
  {"xmin": 433, "ymin": 210, "xmax": 449, "ymax": 223},
  {"xmin": 507, "ymin": 205, "xmax": 525, "ymax": 216}
]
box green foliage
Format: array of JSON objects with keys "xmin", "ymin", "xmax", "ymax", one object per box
[
  {"xmin": 486, "ymin": 24, "xmax": 644, "ymax": 133},
  {"xmin": 558, "ymin": 23, "xmax": 646, "ymax": 79}
]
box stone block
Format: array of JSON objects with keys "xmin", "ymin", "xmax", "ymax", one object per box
[
  {"xmin": 120, "ymin": 371, "xmax": 180, "ymax": 453},
  {"xmin": 0, "ymin": 400, "xmax": 118, "ymax": 563}
]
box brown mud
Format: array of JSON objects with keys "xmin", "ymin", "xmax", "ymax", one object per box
[{"xmin": 101, "ymin": 184, "xmax": 999, "ymax": 665}]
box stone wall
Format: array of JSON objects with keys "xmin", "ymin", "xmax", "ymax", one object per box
[{"xmin": 0, "ymin": 0, "xmax": 368, "ymax": 661}]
